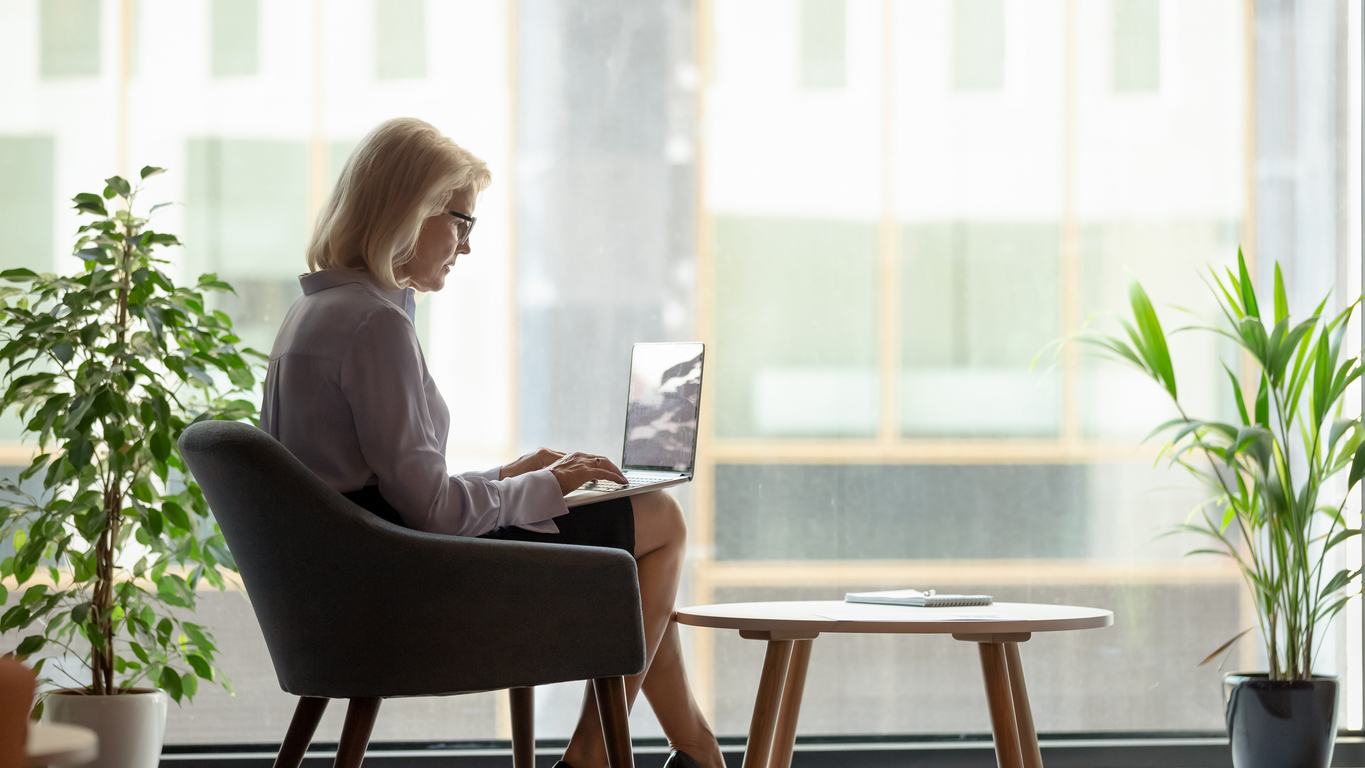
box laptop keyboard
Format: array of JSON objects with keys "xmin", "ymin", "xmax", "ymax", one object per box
[{"xmin": 576, "ymin": 476, "xmax": 666, "ymax": 492}]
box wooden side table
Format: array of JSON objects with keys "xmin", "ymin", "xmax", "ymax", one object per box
[
  {"xmin": 676, "ymin": 600, "xmax": 1113, "ymax": 768},
  {"xmin": 25, "ymin": 722, "xmax": 98, "ymax": 767}
]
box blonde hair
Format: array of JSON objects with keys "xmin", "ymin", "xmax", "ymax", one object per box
[{"xmin": 307, "ymin": 118, "xmax": 492, "ymax": 290}]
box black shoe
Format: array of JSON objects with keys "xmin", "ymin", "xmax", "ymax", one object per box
[{"xmin": 662, "ymin": 750, "xmax": 702, "ymax": 768}]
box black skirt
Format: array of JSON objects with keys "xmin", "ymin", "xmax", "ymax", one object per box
[{"xmin": 342, "ymin": 485, "xmax": 636, "ymax": 555}]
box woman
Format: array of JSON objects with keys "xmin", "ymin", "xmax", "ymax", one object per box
[{"xmin": 260, "ymin": 117, "xmax": 724, "ymax": 768}]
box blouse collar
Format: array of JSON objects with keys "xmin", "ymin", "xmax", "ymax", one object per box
[{"xmin": 299, "ymin": 269, "xmax": 418, "ymax": 324}]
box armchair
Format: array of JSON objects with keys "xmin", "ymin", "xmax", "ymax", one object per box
[{"xmin": 179, "ymin": 421, "xmax": 645, "ymax": 768}]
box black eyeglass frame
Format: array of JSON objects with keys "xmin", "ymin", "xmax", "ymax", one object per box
[{"xmin": 448, "ymin": 210, "xmax": 476, "ymax": 246}]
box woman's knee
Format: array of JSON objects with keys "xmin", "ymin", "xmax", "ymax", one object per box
[{"xmin": 634, "ymin": 490, "xmax": 687, "ymax": 553}]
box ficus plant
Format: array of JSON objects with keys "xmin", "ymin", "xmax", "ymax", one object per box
[
  {"xmin": 0, "ymin": 168, "xmax": 265, "ymax": 707},
  {"xmin": 1077, "ymin": 249, "xmax": 1362, "ymax": 681}
]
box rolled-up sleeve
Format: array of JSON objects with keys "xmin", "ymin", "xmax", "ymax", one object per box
[{"xmin": 339, "ymin": 306, "xmax": 568, "ymax": 536}]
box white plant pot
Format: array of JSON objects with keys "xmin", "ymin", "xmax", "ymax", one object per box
[{"xmin": 43, "ymin": 688, "xmax": 168, "ymax": 768}]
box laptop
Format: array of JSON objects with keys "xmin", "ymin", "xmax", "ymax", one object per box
[{"xmin": 564, "ymin": 342, "xmax": 705, "ymax": 508}]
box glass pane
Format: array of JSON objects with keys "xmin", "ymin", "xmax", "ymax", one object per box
[
  {"xmin": 211, "ymin": 0, "xmax": 258, "ymax": 77},
  {"xmin": 1113, "ymin": 0, "xmax": 1160, "ymax": 92},
  {"xmin": 40, "ymin": 0, "xmax": 99, "ymax": 77},
  {"xmin": 186, "ymin": 138, "xmax": 308, "ymax": 352},
  {"xmin": 0, "ymin": 136, "xmax": 55, "ymax": 444},
  {"xmin": 376, "ymin": 0, "xmax": 427, "ymax": 79},
  {"xmin": 0, "ymin": 136, "xmax": 54, "ymax": 271},
  {"xmin": 714, "ymin": 217, "xmax": 879, "ymax": 439},
  {"xmin": 900, "ymin": 222, "xmax": 1062, "ymax": 437},
  {"xmin": 952, "ymin": 0, "xmax": 1004, "ymax": 91},
  {"xmin": 800, "ymin": 0, "xmax": 846, "ymax": 89}
]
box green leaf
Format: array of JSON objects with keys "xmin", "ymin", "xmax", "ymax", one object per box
[
  {"xmin": 14, "ymin": 634, "xmax": 44, "ymax": 656},
  {"xmin": 66, "ymin": 434, "xmax": 94, "ymax": 469},
  {"xmin": 104, "ymin": 176, "xmax": 131, "ymax": 198},
  {"xmin": 1255, "ymin": 374, "xmax": 1269, "ymax": 427},
  {"xmin": 130, "ymin": 642, "xmax": 151, "ymax": 665},
  {"xmin": 1329, "ymin": 419, "xmax": 1357, "ymax": 454},
  {"xmin": 51, "ymin": 342, "xmax": 73, "ymax": 364},
  {"xmin": 1325, "ymin": 528, "xmax": 1360, "ymax": 551},
  {"xmin": 1320, "ymin": 568, "xmax": 1355, "ymax": 599},
  {"xmin": 72, "ymin": 193, "xmax": 107, "ymax": 217},
  {"xmin": 180, "ymin": 670, "xmax": 198, "ymax": 699},
  {"xmin": 142, "ymin": 506, "xmax": 163, "ymax": 538},
  {"xmin": 1128, "ymin": 277, "xmax": 1177, "ymax": 399},
  {"xmin": 185, "ymin": 653, "xmax": 213, "ymax": 680},
  {"xmin": 1313, "ymin": 329, "xmax": 1332, "ymax": 427},
  {"xmin": 1221, "ymin": 363, "xmax": 1250, "ymax": 425},
  {"xmin": 140, "ymin": 166, "xmax": 166, "ymax": 180},
  {"xmin": 161, "ymin": 502, "xmax": 191, "ymax": 532},
  {"xmin": 1, "ymin": 606, "xmax": 30, "ymax": 632},
  {"xmin": 20, "ymin": 584, "xmax": 47, "ymax": 605},
  {"xmin": 159, "ymin": 667, "xmax": 183, "ymax": 703},
  {"xmin": 1237, "ymin": 247, "xmax": 1259, "ymax": 319},
  {"xmin": 1273, "ymin": 263, "xmax": 1288, "ymax": 325},
  {"xmin": 151, "ymin": 431, "xmax": 172, "ymax": 462},
  {"xmin": 157, "ymin": 575, "xmax": 195, "ymax": 608}
]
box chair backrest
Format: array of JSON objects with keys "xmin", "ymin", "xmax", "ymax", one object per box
[
  {"xmin": 179, "ymin": 420, "xmax": 647, "ymax": 698},
  {"xmin": 179, "ymin": 420, "xmax": 408, "ymax": 694}
]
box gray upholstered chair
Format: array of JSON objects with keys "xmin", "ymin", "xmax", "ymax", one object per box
[{"xmin": 179, "ymin": 421, "xmax": 645, "ymax": 768}]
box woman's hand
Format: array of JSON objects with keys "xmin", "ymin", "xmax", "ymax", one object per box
[
  {"xmin": 547, "ymin": 452, "xmax": 629, "ymax": 495},
  {"xmin": 499, "ymin": 447, "xmax": 565, "ymax": 480}
]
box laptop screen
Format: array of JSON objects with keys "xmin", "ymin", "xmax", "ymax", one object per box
[{"xmin": 621, "ymin": 342, "xmax": 704, "ymax": 473}]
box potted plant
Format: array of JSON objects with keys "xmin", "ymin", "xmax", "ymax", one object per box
[
  {"xmin": 0, "ymin": 169, "xmax": 265, "ymax": 768},
  {"xmin": 1076, "ymin": 250, "xmax": 1358, "ymax": 768}
]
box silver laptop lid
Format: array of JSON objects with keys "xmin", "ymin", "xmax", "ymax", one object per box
[{"xmin": 621, "ymin": 342, "xmax": 705, "ymax": 473}]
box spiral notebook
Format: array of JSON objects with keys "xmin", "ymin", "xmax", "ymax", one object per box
[{"xmin": 844, "ymin": 589, "xmax": 993, "ymax": 608}]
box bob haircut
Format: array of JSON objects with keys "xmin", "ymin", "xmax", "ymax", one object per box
[{"xmin": 307, "ymin": 117, "xmax": 492, "ymax": 290}]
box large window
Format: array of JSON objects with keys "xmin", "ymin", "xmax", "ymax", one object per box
[{"xmin": 0, "ymin": 0, "xmax": 1361, "ymax": 754}]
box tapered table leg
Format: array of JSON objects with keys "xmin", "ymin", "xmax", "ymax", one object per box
[
  {"xmin": 767, "ymin": 638, "xmax": 814, "ymax": 768},
  {"xmin": 977, "ymin": 642, "xmax": 1024, "ymax": 768},
  {"xmin": 742, "ymin": 640, "xmax": 793, "ymax": 768},
  {"xmin": 1003, "ymin": 643, "xmax": 1042, "ymax": 768}
]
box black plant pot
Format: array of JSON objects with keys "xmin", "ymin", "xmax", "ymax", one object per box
[{"xmin": 1224, "ymin": 673, "xmax": 1338, "ymax": 768}]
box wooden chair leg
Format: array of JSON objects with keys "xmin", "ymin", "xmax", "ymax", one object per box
[
  {"xmin": 510, "ymin": 687, "xmax": 535, "ymax": 768},
  {"xmin": 1004, "ymin": 643, "xmax": 1043, "ymax": 768},
  {"xmin": 273, "ymin": 697, "xmax": 329, "ymax": 768},
  {"xmin": 977, "ymin": 643, "xmax": 1024, "ymax": 768},
  {"xmin": 592, "ymin": 676, "xmax": 634, "ymax": 768},
  {"xmin": 333, "ymin": 698, "xmax": 382, "ymax": 768},
  {"xmin": 743, "ymin": 640, "xmax": 793, "ymax": 768}
]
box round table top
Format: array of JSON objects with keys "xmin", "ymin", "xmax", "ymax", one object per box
[
  {"xmin": 25, "ymin": 722, "xmax": 98, "ymax": 767},
  {"xmin": 676, "ymin": 601, "xmax": 1113, "ymax": 636}
]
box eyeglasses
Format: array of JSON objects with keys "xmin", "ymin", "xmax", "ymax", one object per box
[{"xmin": 448, "ymin": 210, "xmax": 476, "ymax": 246}]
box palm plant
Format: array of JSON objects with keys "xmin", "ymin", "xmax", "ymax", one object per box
[{"xmin": 1079, "ymin": 249, "xmax": 1362, "ymax": 681}]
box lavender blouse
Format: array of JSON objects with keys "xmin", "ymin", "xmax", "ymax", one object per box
[{"xmin": 260, "ymin": 269, "xmax": 565, "ymax": 535}]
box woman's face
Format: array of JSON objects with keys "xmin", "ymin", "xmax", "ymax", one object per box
[{"xmin": 397, "ymin": 186, "xmax": 477, "ymax": 293}]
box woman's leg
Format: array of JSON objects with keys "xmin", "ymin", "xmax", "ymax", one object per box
[{"xmin": 561, "ymin": 491, "xmax": 723, "ymax": 768}]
